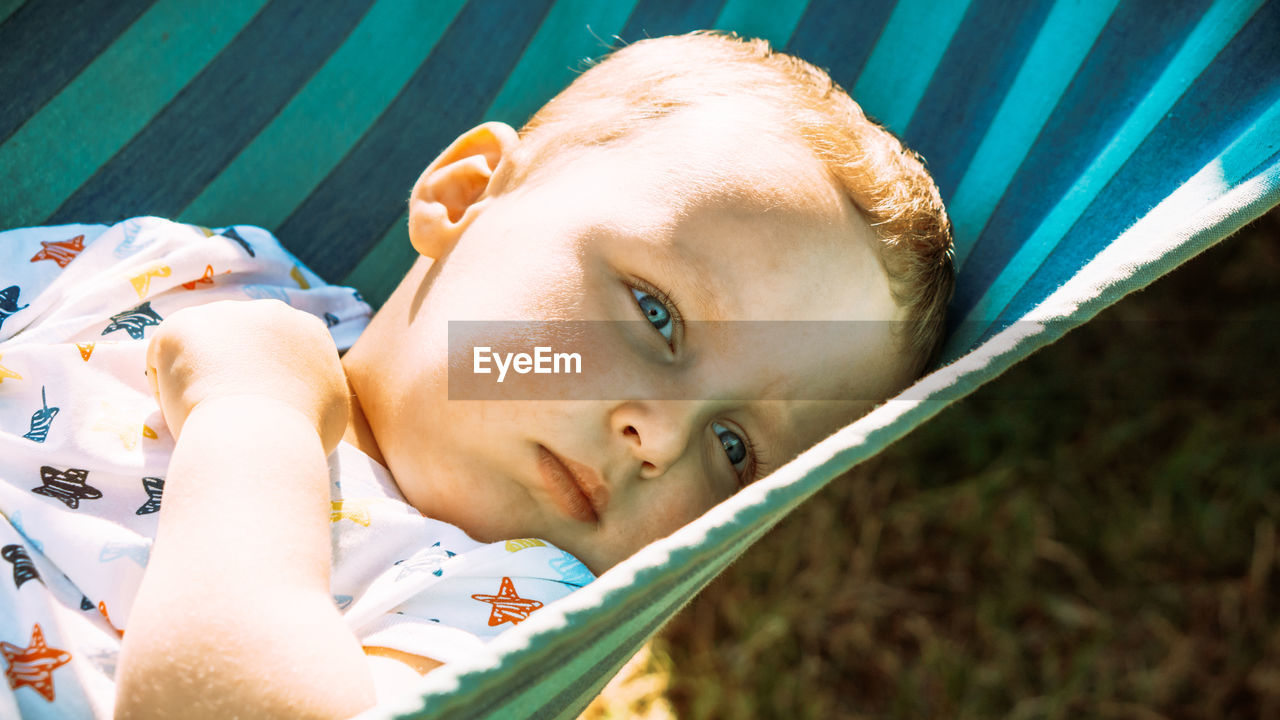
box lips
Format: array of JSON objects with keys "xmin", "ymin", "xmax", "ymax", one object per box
[{"xmin": 537, "ymin": 445, "xmax": 609, "ymax": 524}]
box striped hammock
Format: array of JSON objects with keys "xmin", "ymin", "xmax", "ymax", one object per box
[{"xmin": 2, "ymin": 1, "xmax": 1277, "ymax": 717}]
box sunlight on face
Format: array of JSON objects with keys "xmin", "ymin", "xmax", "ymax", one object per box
[{"xmin": 348, "ymin": 102, "xmax": 909, "ymax": 573}]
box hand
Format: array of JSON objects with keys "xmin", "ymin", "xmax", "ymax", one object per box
[{"xmin": 145, "ymin": 299, "xmax": 350, "ymax": 454}]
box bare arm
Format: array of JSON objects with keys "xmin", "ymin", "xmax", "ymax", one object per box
[{"xmin": 115, "ymin": 301, "xmax": 379, "ymax": 719}]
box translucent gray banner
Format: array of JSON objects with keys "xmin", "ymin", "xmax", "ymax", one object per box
[{"xmin": 445, "ymin": 318, "xmax": 1260, "ymax": 400}]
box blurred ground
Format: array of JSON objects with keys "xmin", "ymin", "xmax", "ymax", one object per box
[{"xmin": 581, "ymin": 206, "xmax": 1280, "ymax": 719}]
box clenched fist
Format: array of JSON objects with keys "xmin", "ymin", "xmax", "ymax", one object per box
[{"xmin": 145, "ymin": 299, "xmax": 350, "ymax": 454}]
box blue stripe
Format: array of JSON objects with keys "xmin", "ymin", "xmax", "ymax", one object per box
[
  {"xmin": 785, "ymin": 0, "xmax": 897, "ymax": 90},
  {"xmin": 947, "ymin": 0, "xmax": 1224, "ymax": 331},
  {"xmin": 992, "ymin": 1, "xmax": 1280, "ymax": 338},
  {"xmin": 945, "ymin": 0, "xmax": 1124, "ymax": 270},
  {"xmin": 851, "ymin": 0, "xmax": 973, "ymax": 133},
  {"xmin": 616, "ymin": 0, "xmax": 726, "ymax": 43},
  {"xmin": 278, "ymin": 0, "xmax": 556, "ymax": 281},
  {"xmin": 903, "ymin": 0, "xmax": 1055, "ymax": 200},
  {"xmin": 45, "ymin": 0, "xmax": 373, "ymax": 226},
  {"xmin": 0, "ymin": 0, "xmax": 155, "ymax": 145},
  {"xmin": 712, "ymin": 0, "xmax": 809, "ymax": 48}
]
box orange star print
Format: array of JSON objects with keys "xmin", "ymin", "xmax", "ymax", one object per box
[
  {"xmin": 470, "ymin": 576, "xmax": 544, "ymax": 627},
  {"xmin": 2, "ymin": 624, "xmax": 72, "ymax": 702},
  {"xmin": 29, "ymin": 235, "xmax": 86, "ymax": 268},
  {"xmin": 181, "ymin": 264, "xmax": 216, "ymax": 290}
]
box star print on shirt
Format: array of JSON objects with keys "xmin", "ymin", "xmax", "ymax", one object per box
[
  {"xmin": 0, "ymin": 355, "xmax": 21, "ymax": 383},
  {"xmin": 220, "ymin": 227, "xmax": 255, "ymax": 257},
  {"xmin": 129, "ymin": 263, "xmax": 171, "ymax": 298},
  {"xmin": 330, "ymin": 500, "xmax": 371, "ymax": 527},
  {"xmin": 470, "ymin": 576, "xmax": 544, "ymax": 627},
  {"xmin": 0, "ymin": 285, "xmax": 29, "ymax": 333},
  {"xmin": 505, "ymin": 538, "xmax": 547, "ymax": 552},
  {"xmin": 550, "ymin": 551, "xmax": 594, "ymax": 588},
  {"xmin": 136, "ymin": 477, "xmax": 164, "ymax": 515},
  {"xmin": 31, "ymin": 466, "xmax": 102, "ymax": 509},
  {"xmin": 2, "ymin": 624, "xmax": 72, "ymax": 702},
  {"xmin": 99, "ymin": 541, "xmax": 150, "ymax": 567},
  {"xmin": 7, "ymin": 513, "xmax": 43, "ymax": 554},
  {"xmin": 290, "ymin": 265, "xmax": 310, "ymax": 289},
  {"xmin": 97, "ymin": 602, "xmax": 123, "ymax": 634},
  {"xmin": 92, "ymin": 401, "xmax": 159, "ymax": 450},
  {"xmin": 394, "ymin": 544, "xmax": 454, "ymax": 581},
  {"xmin": 102, "ymin": 301, "xmax": 162, "ymax": 339},
  {"xmin": 23, "ymin": 386, "xmax": 59, "ymax": 443},
  {"xmin": 29, "ymin": 234, "xmax": 86, "ymax": 268},
  {"xmin": 181, "ymin": 264, "xmax": 217, "ymax": 290},
  {"xmin": 2, "ymin": 545, "xmax": 40, "ymax": 589}
]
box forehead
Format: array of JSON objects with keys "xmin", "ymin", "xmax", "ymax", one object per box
[{"xmin": 538, "ymin": 103, "xmax": 900, "ymax": 320}]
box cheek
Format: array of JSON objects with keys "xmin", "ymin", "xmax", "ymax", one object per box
[
  {"xmin": 436, "ymin": 238, "xmax": 588, "ymax": 322},
  {"xmin": 635, "ymin": 480, "xmax": 722, "ymax": 542}
]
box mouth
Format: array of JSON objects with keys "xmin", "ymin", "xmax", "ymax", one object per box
[{"xmin": 536, "ymin": 445, "xmax": 609, "ymax": 524}]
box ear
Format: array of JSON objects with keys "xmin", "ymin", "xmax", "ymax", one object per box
[{"xmin": 407, "ymin": 121, "xmax": 520, "ymax": 260}]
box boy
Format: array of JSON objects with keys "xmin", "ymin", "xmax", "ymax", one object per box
[{"xmin": 0, "ymin": 32, "xmax": 952, "ymax": 719}]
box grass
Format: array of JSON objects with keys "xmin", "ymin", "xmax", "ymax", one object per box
[{"xmin": 582, "ymin": 207, "xmax": 1280, "ymax": 719}]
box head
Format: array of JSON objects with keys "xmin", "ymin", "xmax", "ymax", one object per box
[{"xmin": 342, "ymin": 32, "xmax": 954, "ymax": 574}]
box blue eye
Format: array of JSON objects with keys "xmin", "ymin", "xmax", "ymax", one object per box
[
  {"xmin": 631, "ymin": 287, "xmax": 673, "ymax": 341},
  {"xmin": 711, "ymin": 421, "xmax": 749, "ymax": 472}
]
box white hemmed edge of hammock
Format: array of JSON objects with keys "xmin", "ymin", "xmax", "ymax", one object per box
[{"xmin": 356, "ymin": 153, "xmax": 1280, "ymax": 720}]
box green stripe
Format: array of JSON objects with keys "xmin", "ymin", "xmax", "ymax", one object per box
[
  {"xmin": 0, "ymin": 0, "xmax": 266, "ymax": 227},
  {"xmin": 342, "ymin": 0, "xmax": 637, "ymax": 300},
  {"xmin": 952, "ymin": 0, "xmax": 1266, "ymax": 350},
  {"xmin": 531, "ymin": 566, "xmax": 712, "ymax": 719},
  {"xmin": 0, "ymin": 0, "xmax": 25, "ymax": 25},
  {"xmin": 342, "ymin": 210, "xmax": 415, "ymax": 307},
  {"xmin": 482, "ymin": 0, "xmax": 638, "ymax": 126},
  {"xmin": 713, "ymin": 0, "xmax": 810, "ymax": 49},
  {"xmin": 179, "ymin": 0, "xmax": 465, "ymax": 230},
  {"xmin": 852, "ymin": 0, "xmax": 973, "ymax": 133},
  {"xmin": 948, "ymin": 0, "xmax": 1121, "ymax": 269}
]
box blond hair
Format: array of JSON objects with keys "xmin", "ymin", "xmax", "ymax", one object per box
[{"xmin": 508, "ymin": 31, "xmax": 955, "ymax": 377}]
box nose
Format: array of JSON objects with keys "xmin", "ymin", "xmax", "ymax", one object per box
[{"xmin": 609, "ymin": 401, "xmax": 701, "ymax": 479}]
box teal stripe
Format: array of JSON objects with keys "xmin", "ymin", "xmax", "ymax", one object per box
[
  {"xmin": 342, "ymin": 0, "xmax": 636, "ymax": 302},
  {"xmin": 533, "ymin": 567, "xmax": 712, "ymax": 719},
  {"xmin": 179, "ymin": 0, "xmax": 465, "ymax": 230},
  {"xmin": 952, "ymin": 0, "xmax": 1265, "ymax": 352},
  {"xmin": 482, "ymin": 0, "xmax": 638, "ymax": 126},
  {"xmin": 0, "ymin": 0, "xmax": 24, "ymax": 25},
  {"xmin": 1214, "ymin": 99, "xmax": 1280, "ymax": 189},
  {"xmin": 342, "ymin": 210, "xmax": 414, "ymax": 306},
  {"xmin": 0, "ymin": 0, "xmax": 265, "ymax": 227},
  {"xmin": 851, "ymin": 0, "xmax": 973, "ymax": 133},
  {"xmin": 948, "ymin": 0, "xmax": 1121, "ymax": 269},
  {"xmin": 713, "ymin": 0, "xmax": 810, "ymax": 49}
]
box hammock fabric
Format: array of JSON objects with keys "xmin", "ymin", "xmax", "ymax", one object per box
[{"xmin": 3, "ymin": 0, "xmax": 1278, "ymax": 717}]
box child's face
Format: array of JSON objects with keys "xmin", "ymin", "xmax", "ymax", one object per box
[{"xmin": 345, "ymin": 107, "xmax": 909, "ymax": 574}]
